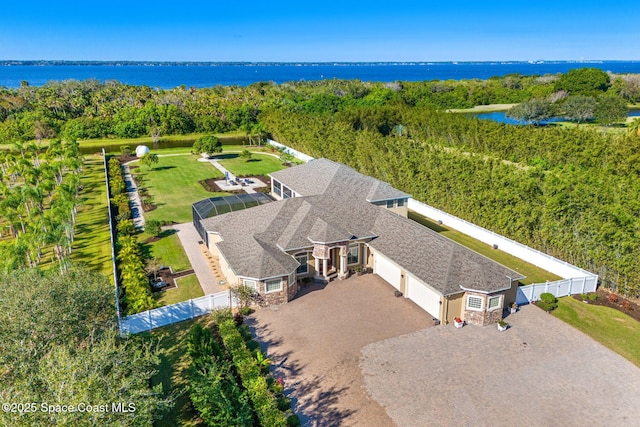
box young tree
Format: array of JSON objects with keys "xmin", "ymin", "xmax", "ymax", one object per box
[
  {"xmin": 239, "ymin": 149, "xmax": 253, "ymax": 162},
  {"xmin": 140, "ymin": 152, "xmax": 159, "ymax": 169}
]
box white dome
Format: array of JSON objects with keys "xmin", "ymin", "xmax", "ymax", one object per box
[{"xmin": 135, "ymin": 145, "xmax": 150, "ymax": 157}]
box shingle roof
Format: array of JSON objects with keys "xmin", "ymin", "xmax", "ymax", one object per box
[
  {"xmin": 201, "ymin": 159, "xmax": 522, "ymax": 292},
  {"xmin": 368, "ymin": 211, "xmax": 521, "ymax": 295},
  {"xmin": 269, "ymin": 158, "xmax": 410, "ymax": 201}
]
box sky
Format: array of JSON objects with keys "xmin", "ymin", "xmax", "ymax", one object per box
[{"xmin": 0, "ymin": 1, "xmax": 638, "ymax": 62}]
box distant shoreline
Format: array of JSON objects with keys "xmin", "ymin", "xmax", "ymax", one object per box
[{"xmin": 1, "ymin": 59, "xmax": 636, "ymax": 67}]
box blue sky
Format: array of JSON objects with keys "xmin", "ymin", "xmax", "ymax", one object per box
[{"xmin": 1, "ymin": 1, "xmax": 638, "ymax": 61}]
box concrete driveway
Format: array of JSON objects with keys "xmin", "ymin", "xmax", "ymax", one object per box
[
  {"xmin": 361, "ymin": 304, "xmax": 640, "ymax": 427},
  {"xmin": 248, "ymin": 274, "xmax": 433, "ymax": 426}
]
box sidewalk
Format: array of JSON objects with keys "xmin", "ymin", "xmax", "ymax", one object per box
[
  {"xmin": 172, "ymin": 222, "xmax": 223, "ymax": 295},
  {"xmin": 122, "ymin": 163, "xmax": 145, "ymax": 230}
]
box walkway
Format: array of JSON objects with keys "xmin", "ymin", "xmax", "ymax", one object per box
[
  {"xmin": 122, "ymin": 163, "xmax": 145, "ymax": 230},
  {"xmin": 172, "ymin": 222, "xmax": 223, "ymax": 295}
]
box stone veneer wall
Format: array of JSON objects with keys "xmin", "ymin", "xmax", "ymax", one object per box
[
  {"xmin": 258, "ymin": 275, "xmax": 295, "ymax": 306},
  {"xmin": 463, "ymin": 291, "xmax": 504, "ymax": 326}
]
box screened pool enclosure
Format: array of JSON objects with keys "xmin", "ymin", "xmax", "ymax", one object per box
[{"xmin": 192, "ymin": 193, "xmax": 273, "ymax": 245}]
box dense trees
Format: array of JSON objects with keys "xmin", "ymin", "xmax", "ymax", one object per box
[
  {"xmin": 261, "ymin": 105, "xmax": 640, "ymax": 297},
  {"xmin": 0, "ymin": 268, "xmax": 170, "ymax": 426}
]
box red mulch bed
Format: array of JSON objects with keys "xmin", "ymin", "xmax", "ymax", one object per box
[{"xmin": 572, "ymin": 289, "xmax": 640, "ymax": 322}]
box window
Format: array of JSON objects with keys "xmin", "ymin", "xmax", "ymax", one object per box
[
  {"xmin": 283, "ymin": 186, "xmax": 292, "ymax": 199},
  {"xmin": 295, "ymin": 254, "xmax": 308, "ymax": 274},
  {"xmin": 386, "ymin": 199, "xmax": 395, "ymax": 208},
  {"xmin": 397, "ymin": 198, "xmax": 405, "ymax": 207},
  {"xmin": 273, "ymin": 181, "xmax": 282, "ymax": 197},
  {"xmin": 347, "ymin": 244, "xmax": 359, "ymax": 264},
  {"xmin": 466, "ymin": 295, "xmax": 483, "ymax": 311},
  {"xmin": 488, "ymin": 295, "xmax": 502, "ymax": 311},
  {"xmin": 265, "ymin": 279, "xmax": 282, "ymax": 293},
  {"xmin": 243, "ymin": 279, "xmax": 256, "ymax": 292}
]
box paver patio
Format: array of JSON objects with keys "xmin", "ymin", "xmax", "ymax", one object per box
[
  {"xmin": 361, "ymin": 304, "xmax": 640, "ymax": 427},
  {"xmin": 248, "ymin": 274, "xmax": 433, "ymax": 426}
]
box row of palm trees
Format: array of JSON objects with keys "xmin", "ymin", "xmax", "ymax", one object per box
[{"xmin": 0, "ymin": 139, "xmax": 82, "ymax": 273}]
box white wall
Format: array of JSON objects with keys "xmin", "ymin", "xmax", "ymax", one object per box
[
  {"xmin": 267, "ymin": 139, "xmax": 315, "ymax": 163},
  {"xmin": 408, "ymin": 199, "xmax": 597, "ymax": 280}
]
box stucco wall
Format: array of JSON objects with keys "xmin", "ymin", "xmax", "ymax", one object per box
[{"xmin": 445, "ymin": 292, "xmax": 465, "ymax": 324}]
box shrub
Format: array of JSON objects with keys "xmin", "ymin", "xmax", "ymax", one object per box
[
  {"xmin": 580, "ymin": 293, "xmax": 588, "ymax": 301},
  {"xmin": 621, "ymin": 300, "xmax": 631, "ymax": 311},
  {"xmin": 589, "ymin": 293, "xmax": 598, "ymax": 302},
  {"xmin": 540, "ymin": 292, "xmax": 557, "ymax": 304},
  {"xmin": 608, "ymin": 293, "xmax": 619, "ymax": 304},
  {"xmin": 145, "ymin": 219, "xmax": 161, "ymax": 237},
  {"xmin": 537, "ymin": 293, "xmax": 558, "ymax": 312},
  {"xmin": 117, "ymin": 219, "xmax": 136, "ymax": 235}
]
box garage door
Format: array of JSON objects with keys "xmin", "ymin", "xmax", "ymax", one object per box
[
  {"xmin": 374, "ymin": 253, "xmax": 402, "ymax": 290},
  {"xmin": 406, "ymin": 274, "xmax": 441, "ymax": 319}
]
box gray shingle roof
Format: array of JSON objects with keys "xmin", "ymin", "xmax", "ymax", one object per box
[
  {"xmin": 269, "ymin": 158, "xmax": 410, "ymax": 201},
  {"xmin": 201, "ymin": 159, "xmax": 522, "ymax": 292},
  {"xmin": 368, "ymin": 211, "xmax": 521, "ymax": 295}
]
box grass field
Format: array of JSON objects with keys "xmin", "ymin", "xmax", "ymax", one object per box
[
  {"xmin": 154, "ymin": 274, "xmax": 204, "ymax": 307},
  {"xmin": 218, "ymin": 152, "xmax": 285, "ymax": 176},
  {"xmin": 70, "ymin": 155, "xmax": 113, "ymax": 278},
  {"xmin": 152, "ymin": 316, "xmax": 216, "ymax": 427},
  {"xmin": 409, "ymin": 211, "xmax": 561, "ymax": 284},
  {"xmin": 553, "ymin": 297, "xmax": 640, "ymax": 367},
  {"xmin": 132, "ymin": 155, "xmax": 227, "ymax": 223},
  {"xmin": 142, "ymin": 230, "xmax": 191, "ymax": 273}
]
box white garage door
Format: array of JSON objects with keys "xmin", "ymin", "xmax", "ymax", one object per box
[
  {"xmin": 374, "ymin": 253, "xmax": 402, "ymax": 290},
  {"xmin": 406, "ymin": 275, "xmax": 441, "ymax": 319}
]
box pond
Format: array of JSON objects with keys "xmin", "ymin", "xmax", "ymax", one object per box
[{"xmin": 469, "ymin": 109, "xmax": 640, "ymax": 125}]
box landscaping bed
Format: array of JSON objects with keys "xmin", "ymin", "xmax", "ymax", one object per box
[{"xmin": 572, "ymin": 289, "xmax": 640, "ymax": 323}]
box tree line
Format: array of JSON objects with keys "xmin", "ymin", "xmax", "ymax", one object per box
[{"xmin": 260, "ymin": 105, "xmax": 640, "ymax": 298}]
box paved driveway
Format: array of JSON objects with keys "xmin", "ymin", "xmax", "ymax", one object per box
[
  {"xmin": 361, "ymin": 304, "xmax": 640, "ymax": 427},
  {"xmin": 248, "ymin": 274, "xmax": 433, "ymax": 426}
]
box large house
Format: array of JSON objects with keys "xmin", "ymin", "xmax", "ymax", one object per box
[{"xmin": 193, "ymin": 158, "xmax": 523, "ymax": 326}]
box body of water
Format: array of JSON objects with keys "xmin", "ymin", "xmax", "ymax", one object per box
[
  {"xmin": 1, "ymin": 61, "xmax": 640, "ymax": 89},
  {"xmin": 472, "ymin": 108, "xmax": 640, "ymax": 125}
]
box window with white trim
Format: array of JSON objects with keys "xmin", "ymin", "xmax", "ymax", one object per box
[
  {"xmin": 488, "ymin": 295, "xmax": 502, "ymax": 311},
  {"xmin": 347, "ymin": 244, "xmax": 359, "ymax": 264},
  {"xmin": 243, "ymin": 279, "xmax": 256, "ymax": 292},
  {"xmin": 273, "ymin": 181, "xmax": 282, "ymax": 197},
  {"xmin": 265, "ymin": 278, "xmax": 282, "ymax": 293},
  {"xmin": 283, "ymin": 186, "xmax": 292, "ymax": 199},
  {"xmin": 397, "ymin": 198, "xmax": 405, "ymax": 207},
  {"xmin": 466, "ymin": 295, "xmax": 484, "ymax": 311},
  {"xmin": 295, "ymin": 254, "xmax": 308, "ymax": 274},
  {"xmin": 386, "ymin": 199, "xmax": 395, "ymax": 208}
]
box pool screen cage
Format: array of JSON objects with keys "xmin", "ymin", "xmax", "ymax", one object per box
[{"xmin": 192, "ymin": 193, "xmax": 273, "ymax": 245}]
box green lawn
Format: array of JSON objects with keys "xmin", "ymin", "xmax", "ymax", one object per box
[
  {"xmin": 553, "ymin": 297, "xmax": 640, "ymax": 367},
  {"xmin": 218, "ymin": 152, "xmax": 285, "ymax": 176},
  {"xmin": 151, "ymin": 317, "xmax": 214, "ymax": 427},
  {"xmin": 78, "ymin": 131, "xmax": 249, "ymax": 154},
  {"xmin": 409, "ymin": 211, "xmax": 561, "ymax": 284},
  {"xmin": 142, "ymin": 230, "xmax": 192, "ymax": 273},
  {"xmin": 154, "ymin": 274, "xmax": 204, "ymax": 307},
  {"xmin": 70, "ymin": 155, "xmax": 113, "ymax": 278},
  {"xmin": 132, "ymin": 155, "xmax": 227, "ymax": 223}
]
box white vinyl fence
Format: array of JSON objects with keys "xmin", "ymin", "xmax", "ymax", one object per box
[
  {"xmin": 408, "ymin": 199, "xmax": 598, "ymax": 304},
  {"xmin": 267, "ymin": 139, "xmax": 315, "ymax": 163},
  {"xmin": 120, "ymin": 290, "xmax": 237, "ymax": 334}
]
